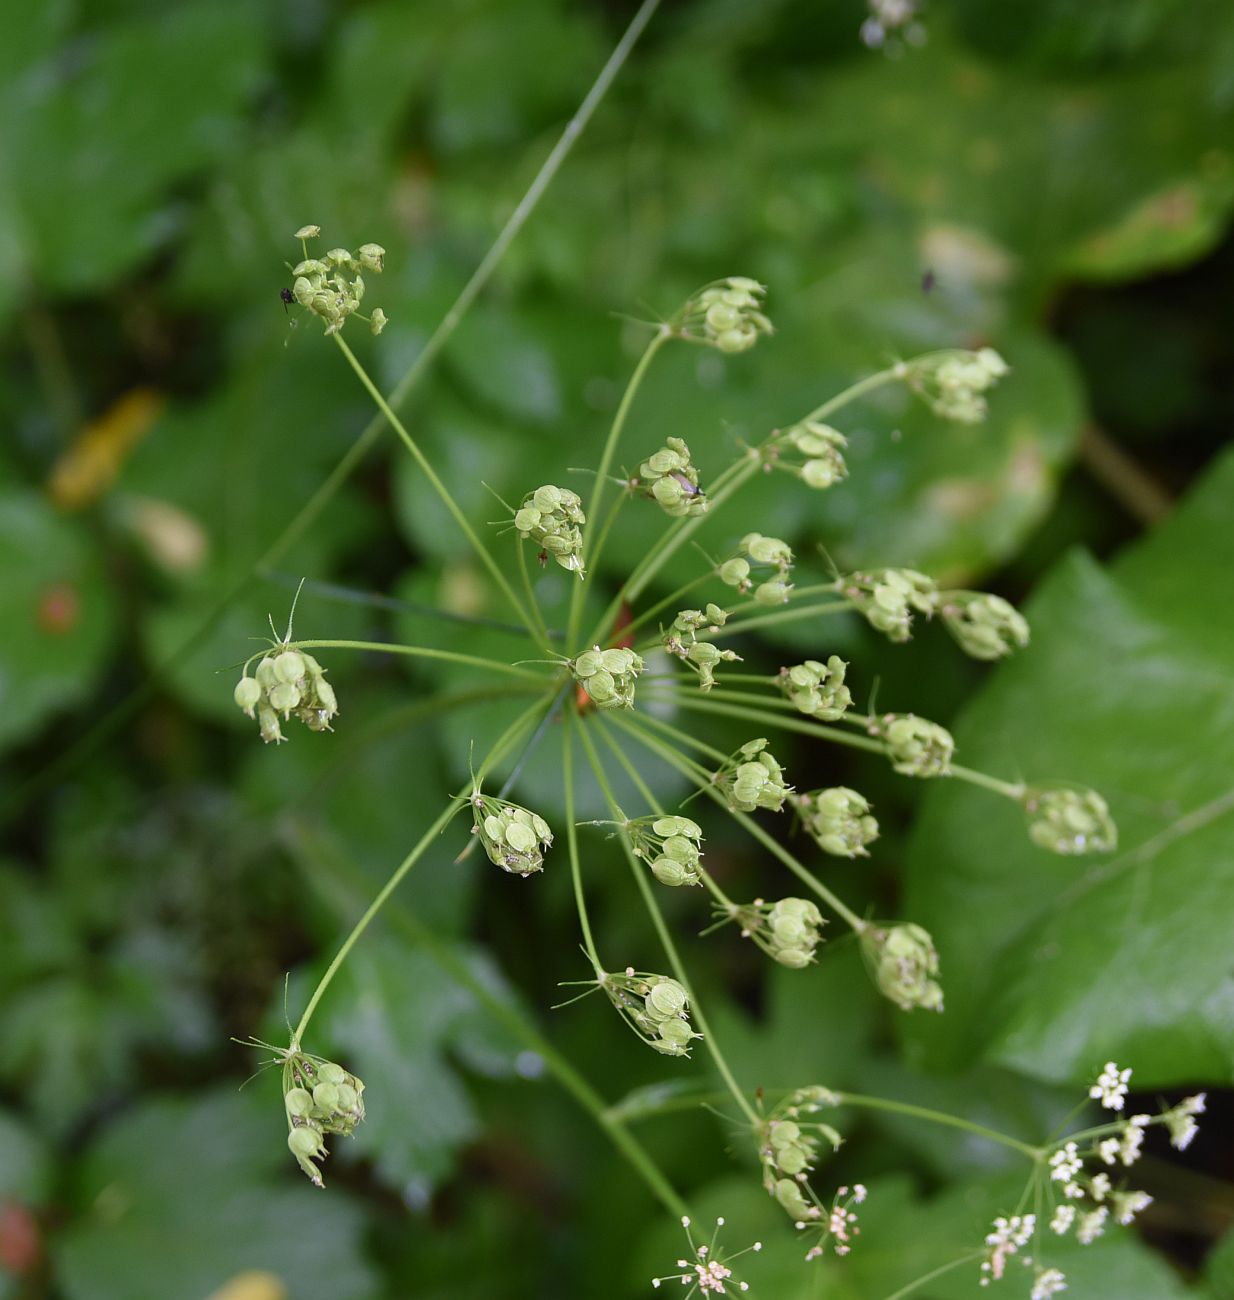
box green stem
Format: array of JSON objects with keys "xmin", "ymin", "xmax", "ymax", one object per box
[
  {"xmin": 333, "ymin": 334, "xmax": 537, "ymax": 639},
  {"xmin": 569, "ymin": 327, "xmax": 671, "ymax": 650},
  {"xmin": 804, "ymin": 364, "xmax": 902, "ymax": 424},
  {"xmin": 834, "ymin": 1092, "xmax": 1041, "ymax": 1159},
  {"xmin": 611, "ymin": 711, "xmax": 867, "ymax": 933},
  {"xmin": 880, "ymin": 1252, "xmax": 986, "ymax": 1300},
  {"xmin": 576, "ymin": 720, "xmax": 760, "ymax": 1127},
  {"xmin": 711, "ymin": 599, "xmax": 853, "ymax": 641},
  {"xmin": 265, "ymin": 638, "xmax": 547, "ymax": 682},
  {"xmin": 293, "ymin": 693, "xmax": 550, "ymax": 1043},
  {"xmin": 645, "ymin": 692, "xmax": 1026, "ymax": 801},
  {"xmin": 516, "ymin": 543, "xmax": 555, "ymax": 654},
  {"xmin": 562, "ymin": 710, "xmax": 603, "ymax": 972},
  {"xmin": 289, "ymin": 820, "xmax": 688, "ymax": 1220}
]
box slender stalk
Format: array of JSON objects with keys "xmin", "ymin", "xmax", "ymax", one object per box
[
  {"xmin": 593, "ymin": 718, "xmax": 735, "ymax": 912},
  {"xmin": 562, "ymin": 709, "xmax": 603, "ymax": 972},
  {"xmin": 4, "ymin": 0, "xmax": 662, "ymax": 826},
  {"xmin": 516, "ymin": 543, "xmax": 555, "ymax": 654},
  {"xmin": 834, "ymin": 1092, "xmax": 1041, "ymax": 1159},
  {"xmin": 569, "ymin": 326, "xmax": 672, "ymax": 650},
  {"xmin": 289, "ymin": 820, "xmax": 688, "ymax": 1219},
  {"xmin": 576, "ymin": 720, "xmax": 760, "ymax": 1127},
  {"xmin": 711, "ymin": 599, "xmax": 852, "ymax": 641},
  {"xmin": 265, "ymin": 638, "xmax": 548, "ymax": 683},
  {"xmin": 623, "ymin": 571, "xmax": 718, "ymax": 638},
  {"xmin": 880, "ymin": 1252, "xmax": 986, "ymax": 1300},
  {"xmin": 611, "ymin": 711, "xmax": 867, "ymax": 933},
  {"xmin": 294, "ymin": 693, "xmax": 550, "ymax": 1042},
  {"xmin": 641, "ymin": 691, "xmax": 1026, "ymax": 801},
  {"xmin": 804, "ymin": 364, "xmax": 901, "ymax": 424},
  {"xmin": 333, "ymin": 334, "xmax": 536, "ymax": 638}
]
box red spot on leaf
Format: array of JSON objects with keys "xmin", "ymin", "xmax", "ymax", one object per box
[{"xmin": 37, "ymin": 583, "xmax": 79, "ymax": 635}]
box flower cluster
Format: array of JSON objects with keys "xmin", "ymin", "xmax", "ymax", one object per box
[
  {"xmin": 725, "ymin": 896, "xmax": 827, "ymax": 969},
  {"xmin": 469, "ymin": 792, "xmax": 554, "ymax": 876},
  {"xmin": 860, "ymin": 0, "xmax": 926, "ymax": 51},
  {"xmin": 287, "ymin": 226, "xmax": 387, "ymax": 335},
  {"xmin": 235, "ymin": 649, "xmax": 338, "ymax": 743},
  {"xmin": 979, "ymin": 1065, "xmax": 1207, "ymax": 1295},
  {"xmin": 777, "ymin": 656, "xmax": 852, "ymax": 722},
  {"xmin": 907, "ymin": 347, "xmax": 1009, "ymax": 424},
  {"xmin": 514, "ymin": 484, "xmax": 586, "ymax": 576},
  {"xmin": 680, "ymin": 276, "xmax": 773, "ymax": 353},
  {"xmin": 651, "ymin": 1216, "xmax": 761, "ymax": 1296},
  {"xmin": 628, "ymin": 814, "xmax": 705, "ymax": 887},
  {"xmin": 1022, "ymin": 785, "xmax": 1118, "ymax": 855},
  {"xmin": 663, "ymin": 605, "xmax": 741, "ymax": 691},
  {"xmin": 639, "ymin": 437, "xmax": 708, "ymax": 518},
  {"xmin": 861, "ymin": 922, "xmax": 943, "ymax": 1011},
  {"xmin": 840, "ymin": 568, "xmax": 938, "ymax": 642},
  {"xmin": 796, "ymin": 787, "xmax": 879, "ymax": 858},
  {"xmin": 715, "ymin": 738, "xmax": 793, "ymax": 813},
  {"xmin": 598, "ymin": 968, "xmax": 702, "ymax": 1056},
  {"xmin": 572, "ymin": 645, "xmax": 645, "ymax": 710},
  {"xmin": 870, "ymin": 712, "xmax": 955, "ymax": 777},
  {"xmin": 278, "ymin": 1047, "xmax": 365, "ymax": 1188},
  {"xmin": 768, "ymin": 420, "xmax": 848, "ymax": 491},
  {"xmin": 940, "ymin": 592, "xmax": 1030, "ymax": 660},
  {"xmin": 719, "ymin": 533, "xmax": 794, "ymax": 605}
]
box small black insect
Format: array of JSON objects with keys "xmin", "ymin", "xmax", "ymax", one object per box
[
  {"xmin": 920, "ymin": 268, "xmax": 936, "ymax": 295},
  {"xmin": 280, "ymin": 287, "xmax": 294, "ymax": 312}
]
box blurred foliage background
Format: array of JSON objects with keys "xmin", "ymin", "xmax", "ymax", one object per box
[{"xmin": 2, "ymin": 0, "xmax": 1234, "ymax": 1297}]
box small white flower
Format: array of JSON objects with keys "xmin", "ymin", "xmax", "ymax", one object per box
[
  {"xmin": 1089, "ymin": 1173, "xmax": 1111, "ymax": 1202},
  {"xmin": 1112, "ymin": 1189, "xmax": 1152, "ymax": 1226},
  {"xmin": 1032, "ymin": 1266, "xmax": 1068, "ymax": 1299},
  {"xmin": 980, "ymin": 1214, "xmax": 1035, "ymax": 1283},
  {"xmin": 1090, "ymin": 1061, "xmax": 1132, "ymax": 1111},
  {"xmin": 1049, "ymin": 1143, "xmax": 1082, "ymax": 1184},
  {"xmin": 1098, "ymin": 1137, "xmax": 1120, "ymax": 1165},
  {"xmin": 1076, "ymin": 1206, "xmax": 1108, "ymax": 1245},
  {"xmin": 1119, "ymin": 1117, "xmax": 1149, "ymax": 1166},
  {"xmin": 1165, "ymin": 1094, "xmax": 1206, "ymax": 1150},
  {"xmin": 1050, "ymin": 1204, "xmax": 1075, "ymax": 1235}
]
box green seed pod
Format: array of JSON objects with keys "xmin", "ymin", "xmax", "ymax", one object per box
[
  {"xmin": 287, "ymin": 1122, "xmax": 327, "ymax": 1186},
  {"xmin": 255, "ymin": 657, "xmax": 278, "ymax": 690},
  {"xmin": 285, "ymin": 1087, "xmax": 314, "ymax": 1117},
  {"xmin": 719, "ymin": 557, "xmax": 750, "ymax": 588},
  {"xmin": 778, "ymin": 657, "xmax": 852, "ymax": 722},
  {"xmin": 370, "ymin": 307, "xmax": 388, "ymax": 336},
  {"xmin": 274, "ymin": 651, "xmax": 306, "ymax": 684},
  {"xmin": 258, "ymin": 703, "xmax": 285, "ymax": 745},
  {"xmin": 720, "ymin": 738, "xmax": 792, "ymax": 813},
  {"xmin": 1022, "ymin": 785, "xmax": 1117, "ymax": 855},
  {"xmin": 513, "ymin": 485, "xmax": 586, "ymax": 576},
  {"xmin": 650, "ymin": 857, "xmax": 693, "ymax": 887},
  {"xmin": 682, "ymin": 277, "xmax": 773, "ymax": 352},
  {"xmin": 744, "ymin": 533, "xmax": 792, "ymax": 567},
  {"xmin": 268, "ymin": 681, "xmax": 301, "ymax": 715},
  {"xmin": 754, "ymin": 579, "xmax": 792, "ymax": 605},
  {"xmin": 797, "ymin": 786, "xmax": 879, "ymax": 857},
  {"xmin": 644, "ymin": 978, "xmax": 688, "ymax": 1021},
  {"xmin": 863, "ymin": 922, "xmax": 944, "ymax": 1012},
  {"xmin": 879, "ymin": 713, "xmax": 955, "ymax": 778},
  {"xmin": 358, "ymin": 243, "xmax": 386, "ymax": 272},
  {"xmin": 940, "ymin": 592, "xmax": 1030, "ymax": 660},
  {"xmin": 639, "ymin": 437, "xmax": 707, "ymax": 518},
  {"xmin": 774, "ymin": 1177, "xmax": 813, "ymax": 1221},
  {"xmin": 570, "ymin": 644, "xmax": 643, "ymax": 709},
  {"xmin": 471, "ymin": 793, "xmax": 553, "ymax": 875},
  {"xmin": 652, "ymin": 1017, "xmax": 698, "ymax": 1055},
  {"xmin": 292, "ymin": 276, "xmax": 315, "ymax": 306},
  {"xmin": 312, "ymin": 1081, "xmax": 340, "ymax": 1113},
  {"xmin": 234, "ymin": 676, "xmax": 262, "ymax": 717}
]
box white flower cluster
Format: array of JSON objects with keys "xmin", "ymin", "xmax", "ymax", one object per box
[{"xmin": 651, "ymin": 1216, "xmax": 761, "ymax": 1295}]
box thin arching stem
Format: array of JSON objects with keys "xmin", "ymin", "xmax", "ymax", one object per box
[
  {"xmin": 576, "ymin": 720, "xmax": 760, "ymax": 1127},
  {"xmin": 569, "ymin": 325, "xmax": 672, "ymax": 651},
  {"xmin": 293, "ymin": 692, "xmax": 553, "ymax": 1043},
  {"xmin": 516, "ymin": 543, "xmax": 555, "ymax": 655},
  {"xmin": 610, "ymin": 711, "xmax": 867, "ymax": 933},
  {"xmin": 333, "ymin": 334, "xmax": 537, "ymax": 639},
  {"xmin": 264, "ymin": 638, "xmax": 549, "ymax": 683},
  {"xmin": 562, "ymin": 709, "xmax": 603, "ymax": 973},
  {"xmin": 290, "ymin": 819, "xmax": 689, "ymax": 1220}
]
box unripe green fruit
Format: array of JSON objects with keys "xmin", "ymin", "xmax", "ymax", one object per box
[
  {"xmin": 313, "ymin": 1082, "xmax": 340, "ymax": 1112},
  {"xmin": 268, "ymin": 681, "xmax": 301, "ymax": 714},
  {"xmin": 234, "ymin": 677, "xmax": 262, "ymax": 714},
  {"xmin": 285, "ymin": 1087, "xmax": 314, "ymax": 1117},
  {"xmin": 274, "ymin": 651, "xmax": 306, "ymax": 684},
  {"xmin": 288, "ymin": 1125, "xmax": 324, "ymax": 1158}
]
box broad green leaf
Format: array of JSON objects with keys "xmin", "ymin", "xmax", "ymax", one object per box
[
  {"xmin": 7, "ymin": 3, "xmax": 268, "ymax": 291},
  {"xmin": 902, "ymin": 447, "xmax": 1234, "ymax": 1086},
  {"xmin": 54, "ymin": 1089, "xmax": 376, "ymax": 1300},
  {"xmin": 0, "ymin": 490, "xmax": 117, "ymax": 752}
]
